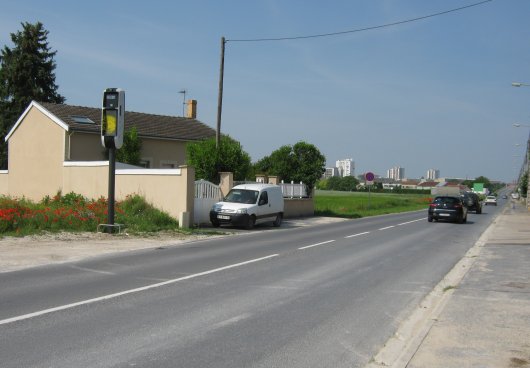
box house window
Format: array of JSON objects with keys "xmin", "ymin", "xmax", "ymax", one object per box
[
  {"xmin": 70, "ymin": 115, "xmax": 96, "ymax": 124},
  {"xmin": 139, "ymin": 158, "xmax": 152, "ymax": 168},
  {"xmin": 160, "ymin": 160, "xmax": 178, "ymax": 169}
]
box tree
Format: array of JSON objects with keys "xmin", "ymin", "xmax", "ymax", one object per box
[
  {"xmin": 116, "ymin": 127, "xmax": 142, "ymax": 165},
  {"xmin": 519, "ymin": 171, "xmax": 528, "ymax": 198},
  {"xmin": 255, "ymin": 141, "xmax": 326, "ymax": 195},
  {"xmin": 186, "ymin": 135, "xmax": 251, "ymax": 183},
  {"xmin": 337, "ymin": 176, "xmax": 359, "ymax": 191},
  {"xmin": 0, "ymin": 22, "xmax": 65, "ymax": 168}
]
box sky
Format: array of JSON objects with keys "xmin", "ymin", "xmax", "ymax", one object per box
[{"xmin": 1, "ymin": 0, "xmax": 530, "ymax": 183}]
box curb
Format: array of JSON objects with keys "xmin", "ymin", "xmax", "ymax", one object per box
[{"xmin": 365, "ymin": 209, "xmax": 501, "ymax": 367}]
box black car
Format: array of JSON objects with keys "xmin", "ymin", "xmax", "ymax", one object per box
[
  {"xmin": 428, "ymin": 196, "xmax": 468, "ymax": 223},
  {"xmin": 461, "ymin": 192, "xmax": 482, "ymax": 214}
]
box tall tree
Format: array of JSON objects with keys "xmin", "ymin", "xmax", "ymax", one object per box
[
  {"xmin": 255, "ymin": 141, "xmax": 326, "ymax": 195},
  {"xmin": 116, "ymin": 127, "xmax": 142, "ymax": 165},
  {"xmin": 0, "ymin": 21, "xmax": 65, "ymax": 168},
  {"xmin": 186, "ymin": 135, "xmax": 252, "ymax": 183}
]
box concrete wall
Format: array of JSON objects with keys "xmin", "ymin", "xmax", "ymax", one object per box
[
  {"xmin": 0, "ymin": 171, "xmax": 8, "ymax": 195},
  {"xmin": 141, "ymin": 138, "xmax": 187, "ymax": 168},
  {"xmin": 284, "ymin": 198, "xmax": 315, "ymax": 218},
  {"xmin": 62, "ymin": 162, "xmax": 109, "ymax": 199},
  {"xmin": 8, "ymin": 106, "xmax": 65, "ymax": 200},
  {"xmin": 63, "ymin": 162, "xmax": 194, "ymax": 222},
  {"xmin": 69, "ymin": 133, "xmax": 104, "ymax": 161}
]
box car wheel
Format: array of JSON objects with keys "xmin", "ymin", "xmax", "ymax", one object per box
[
  {"xmin": 476, "ymin": 207, "xmax": 482, "ymax": 214},
  {"xmin": 246, "ymin": 215, "xmax": 256, "ymax": 230},
  {"xmin": 273, "ymin": 214, "xmax": 282, "ymax": 227},
  {"xmin": 428, "ymin": 216, "xmax": 433, "ymax": 223},
  {"xmin": 211, "ymin": 220, "xmax": 220, "ymax": 228},
  {"xmin": 463, "ymin": 215, "xmax": 467, "ymax": 223}
]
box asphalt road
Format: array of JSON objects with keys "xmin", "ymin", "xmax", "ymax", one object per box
[{"xmin": 0, "ymin": 201, "xmax": 506, "ymax": 368}]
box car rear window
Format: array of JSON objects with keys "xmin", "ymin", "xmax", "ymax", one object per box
[{"xmin": 433, "ymin": 197, "xmax": 459, "ymax": 205}]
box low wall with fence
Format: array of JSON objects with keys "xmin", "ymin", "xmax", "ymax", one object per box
[{"xmin": 284, "ymin": 198, "xmax": 314, "ymax": 218}]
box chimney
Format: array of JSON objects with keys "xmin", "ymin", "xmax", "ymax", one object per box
[{"xmin": 186, "ymin": 99, "xmax": 197, "ymax": 119}]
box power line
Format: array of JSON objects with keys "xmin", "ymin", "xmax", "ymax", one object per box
[{"xmin": 227, "ymin": 0, "xmax": 493, "ymax": 43}]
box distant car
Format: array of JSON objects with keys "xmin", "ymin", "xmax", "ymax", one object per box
[
  {"xmin": 511, "ymin": 192, "xmax": 520, "ymax": 199},
  {"xmin": 460, "ymin": 192, "xmax": 482, "ymax": 214},
  {"xmin": 484, "ymin": 195, "xmax": 497, "ymax": 206},
  {"xmin": 428, "ymin": 196, "xmax": 468, "ymax": 224},
  {"xmin": 502, "ymin": 194, "xmax": 508, "ymax": 199}
]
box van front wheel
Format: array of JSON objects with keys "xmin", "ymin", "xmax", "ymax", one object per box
[
  {"xmin": 273, "ymin": 214, "xmax": 282, "ymax": 227},
  {"xmin": 246, "ymin": 215, "xmax": 256, "ymax": 230}
]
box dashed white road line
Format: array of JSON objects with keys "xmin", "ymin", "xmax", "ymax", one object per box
[
  {"xmin": 379, "ymin": 225, "xmax": 395, "ymax": 230},
  {"xmin": 69, "ymin": 265, "xmax": 115, "ymax": 275},
  {"xmin": 345, "ymin": 231, "xmax": 370, "ymax": 239},
  {"xmin": 0, "ymin": 254, "xmax": 279, "ymax": 326},
  {"xmin": 397, "ymin": 218, "xmax": 424, "ymax": 226},
  {"xmin": 298, "ymin": 240, "xmax": 335, "ymax": 250}
]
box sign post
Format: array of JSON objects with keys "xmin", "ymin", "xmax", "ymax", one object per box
[
  {"xmin": 365, "ymin": 172, "xmax": 375, "ymax": 211},
  {"xmin": 100, "ymin": 88, "xmax": 125, "ymax": 233}
]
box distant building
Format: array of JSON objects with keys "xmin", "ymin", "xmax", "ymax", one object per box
[
  {"xmin": 426, "ymin": 169, "xmax": 440, "ymax": 180},
  {"xmin": 387, "ymin": 166, "xmax": 405, "ymax": 181},
  {"xmin": 335, "ymin": 158, "xmax": 355, "ymax": 177},
  {"xmin": 323, "ymin": 167, "xmax": 339, "ymax": 179}
]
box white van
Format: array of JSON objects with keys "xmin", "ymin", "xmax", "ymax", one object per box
[{"xmin": 210, "ymin": 184, "xmax": 284, "ymax": 229}]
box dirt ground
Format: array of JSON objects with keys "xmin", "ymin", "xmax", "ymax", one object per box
[
  {"xmin": 0, "ymin": 231, "xmax": 216, "ymax": 273},
  {"xmin": 0, "ymin": 217, "xmax": 348, "ymax": 273}
]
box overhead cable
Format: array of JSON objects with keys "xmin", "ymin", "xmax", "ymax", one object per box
[{"xmin": 227, "ymin": 0, "xmax": 493, "ymax": 43}]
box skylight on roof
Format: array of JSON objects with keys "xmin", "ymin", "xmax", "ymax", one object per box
[{"xmin": 70, "ymin": 115, "xmax": 96, "ymax": 124}]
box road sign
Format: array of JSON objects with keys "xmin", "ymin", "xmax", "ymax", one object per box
[{"xmin": 365, "ymin": 172, "xmax": 375, "ymax": 184}]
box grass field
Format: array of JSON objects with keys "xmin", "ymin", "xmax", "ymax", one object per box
[{"xmin": 314, "ymin": 190, "xmax": 432, "ymax": 218}]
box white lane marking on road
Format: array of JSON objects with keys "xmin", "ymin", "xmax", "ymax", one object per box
[
  {"xmin": 69, "ymin": 265, "xmax": 115, "ymax": 275},
  {"xmin": 344, "ymin": 231, "xmax": 370, "ymax": 239},
  {"xmin": 379, "ymin": 225, "xmax": 395, "ymax": 230},
  {"xmin": 298, "ymin": 240, "xmax": 335, "ymax": 250},
  {"xmin": 211, "ymin": 313, "xmax": 252, "ymax": 330},
  {"xmin": 397, "ymin": 218, "xmax": 424, "ymax": 226},
  {"xmin": 0, "ymin": 254, "xmax": 279, "ymax": 326}
]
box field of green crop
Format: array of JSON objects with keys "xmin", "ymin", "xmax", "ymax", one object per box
[{"xmin": 314, "ymin": 190, "xmax": 432, "ymax": 218}]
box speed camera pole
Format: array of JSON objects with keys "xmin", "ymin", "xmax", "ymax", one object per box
[
  {"xmin": 107, "ymin": 147, "xmax": 116, "ymax": 227},
  {"xmin": 100, "ymin": 88, "xmax": 125, "ymax": 233}
]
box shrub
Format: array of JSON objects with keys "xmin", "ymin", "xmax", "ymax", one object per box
[{"xmin": 0, "ymin": 193, "xmax": 179, "ymax": 236}]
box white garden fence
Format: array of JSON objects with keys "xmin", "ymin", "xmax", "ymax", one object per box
[{"xmin": 194, "ymin": 179, "xmax": 222, "ymax": 225}]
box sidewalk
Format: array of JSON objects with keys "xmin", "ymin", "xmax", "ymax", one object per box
[{"xmin": 369, "ymin": 201, "xmax": 530, "ymax": 368}]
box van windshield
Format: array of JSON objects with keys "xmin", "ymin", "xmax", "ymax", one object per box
[{"xmin": 224, "ymin": 189, "xmax": 259, "ymax": 204}]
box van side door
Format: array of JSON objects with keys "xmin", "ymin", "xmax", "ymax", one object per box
[{"xmin": 256, "ymin": 190, "xmax": 274, "ymax": 222}]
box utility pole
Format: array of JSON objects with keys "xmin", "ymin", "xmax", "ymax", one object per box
[{"xmin": 216, "ymin": 36, "xmax": 226, "ymax": 149}]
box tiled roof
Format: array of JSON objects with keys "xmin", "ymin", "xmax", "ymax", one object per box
[
  {"xmin": 418, "ymin": 181, "xmax": 438, "ymax": 187},
  {"xmin": 39, "ymin": 102, "xmax": 216, "ymax": 141}
]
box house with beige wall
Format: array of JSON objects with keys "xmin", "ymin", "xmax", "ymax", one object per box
[
  {"xmin": 0, "ymin": 100, "xmax": 215, "ymax": 226},
  {"xmin": 34, "ymin": 100, "xmax": 215, "ymax": 168}
]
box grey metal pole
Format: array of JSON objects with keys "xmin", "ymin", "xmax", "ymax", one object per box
[
  {"xmin": 108, "ymin": 147, "xmax": 116, "ymax": 230},
  {"xmin": 216, "ymin": 36, "xmax": 226, "ymax": 149}
]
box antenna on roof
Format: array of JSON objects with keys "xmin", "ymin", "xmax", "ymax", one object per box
[{"xmin": 178, "ymin": 89, "xmax": 187, "ymax": 117}]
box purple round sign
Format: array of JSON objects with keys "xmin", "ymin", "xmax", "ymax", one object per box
[{"xmin": 365, "ymin": 172, "xmax": 375, "ymax": 182}]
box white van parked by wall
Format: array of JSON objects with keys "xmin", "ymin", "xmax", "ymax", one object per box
[{"xmin": 210, "ymin": 184, "xmax": 284, "ymax": 229}]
